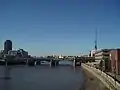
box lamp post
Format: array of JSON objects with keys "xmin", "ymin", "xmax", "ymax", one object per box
[
  {"xmin": 4, "ymin": 55, "xmax": 11, "ymax": 79},
  {"xmin": 110, "ymin": 53, "xmax": 117, "ymax": 89},
  {"xmin": 114, "ymin": 60, "xmax": 117, "ymax": 90}
]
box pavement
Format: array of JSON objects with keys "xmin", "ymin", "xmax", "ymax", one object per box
[
  {"xmin": 82, "ymin": 63, "xmax": 120, "ymax": 90},
  {"xmin": 81, "ymin": 68, "xmax": 109, "ymax": 90},
  {"xmin": 86, "ymin": 61, "xmax": 120, "ymax": 84}
]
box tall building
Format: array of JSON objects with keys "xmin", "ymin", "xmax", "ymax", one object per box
[{"xmin": 4, "ymin": 40, "xmax": 12, "ymax": 54}]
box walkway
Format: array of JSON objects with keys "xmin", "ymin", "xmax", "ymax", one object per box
[{"xmin": 82, "ymin": 64, "xmax": 120, "ymax": 90}]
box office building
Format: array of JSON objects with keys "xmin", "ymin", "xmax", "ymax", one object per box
[
  {"xmin": 4, "ymin": 40, "xmax": 12, "ymax": 54},
  {"xmin": 8, "ymin": 49, "xmax": 28, "ymax": 58},
  {"xmin": 95, "ymin": 49, "xmax": 110, "ymax": 60},
  {"xmin": 8, "ymin": 50, "xmax": 18, "ymax": 56},
  {"xmin": 95, "ymin": 49, "xmax": 111, "ymax": 71}
]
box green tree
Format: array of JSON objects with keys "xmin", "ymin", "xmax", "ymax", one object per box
[{"xmin": 99, "ymin": 60, "xmax": 103, "ymax": 70}]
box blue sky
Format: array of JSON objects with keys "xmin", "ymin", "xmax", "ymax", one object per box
[{"xmin": 0, "ymin": 0, "xmax": 120, "ymax": 56}]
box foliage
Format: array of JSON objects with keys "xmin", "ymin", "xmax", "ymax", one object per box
[{"xmin": 99, "ymin": 60, "xmax": 103, "ymax": 70}]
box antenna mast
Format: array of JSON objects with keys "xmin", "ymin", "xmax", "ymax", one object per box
[{"xmin": 95, "ymin": 28, "xmax": 98, "ymax": 51}]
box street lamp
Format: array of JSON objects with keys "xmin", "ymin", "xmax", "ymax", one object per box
[
  {"xmin": 110, "ymin": 54, "xmax": 117, "ymax": 90},
  {"xmin": 114, "ymin": 60, "xmax": 117, "ymax": 90}
]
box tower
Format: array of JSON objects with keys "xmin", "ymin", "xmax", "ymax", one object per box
[
  {"xmin": 94, "ymin": 29, "xmax": 98, "ymax": 51},
  {"xmin": 4, "ymin": 40, "xmax": 12, "ymax": 54}
]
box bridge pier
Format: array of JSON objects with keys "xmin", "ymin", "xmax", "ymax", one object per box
[
  {"xmin": 55, "ymin": 60, "xmax": 59, "ymax": 66},
  {"xmin": 50, "ymin": 60, "xmax": 55, "ymax": 67},
  {"xmin": 27, "ymin": 59, "xmax": 35, "ymax": 66},
  {"xmin": 34, "ymin": 61, "xmax": 37, "ymax": 66},
  {"xmin": 26, "ymin": 59, "xmax": 29, "ymax": 65},
  {"xmin": 73, "ymin": 59, "xmax": 76, "ymax": 67},
  {"xmin": 37, "ymin": 61, "xmax": 41, "ymax": 65},
  {"xmin": 73, "ymin": 59, "xmax": 81, "ymax": 67},
  {"xmin": 50, "ymin": 60, "xmax": 59, "ymax": 67},
  {"xmin": 35, "ymin": 60, "xmax": 41, "ymax": 65}
]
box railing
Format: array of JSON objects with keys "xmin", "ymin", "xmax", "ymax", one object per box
[{"xmin": 82, "ymin": 64, "xmax": 120, "ymax": 90}]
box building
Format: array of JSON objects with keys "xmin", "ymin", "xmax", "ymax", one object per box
[
  {"xmin": 95, "ymin": 49, "xmax": 111, "ymax": 71},
  {"xmin": 95, "ymin": 49, "xmax": 110, "ymax": 60},
  {"xmin": 82, "ymin": 54, "xmax": 89, "ymax": 57},
  {"xmin": 90, "ymin": 50, "xmax": 96, "ymax": 57},
  {"xmin": 8, "ymin": 50, "xmax": 18, "ymax": 56},
  {"xmin": 59, "ymin": 55, "xmax": 63, "ymax": 59},
  {"xmin": 17, "ymin": 49, "xmax": 28, "ymax": 58},
  {"xmin": 0, "ymin": 50, "xmax": 4, "ymax": 58},
  {"xmin": 8, "ymin": 49, "xmax": 28, "ymax": 58},
  {"xmin": 110, "ymin": 49, "xmax": 120, "ymax": 75},
  {"xmin": 4, "ymin": 40, "xmax": 12, "ymax": 54}
]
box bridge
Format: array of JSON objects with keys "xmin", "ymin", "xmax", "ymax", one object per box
[
  {"xmin": 0, "ymin": 57, "xmax": 82, "ymax": 67},
  {"xmin": 25, "ymin": 57, "xmax": 81, "ymax": 67}
]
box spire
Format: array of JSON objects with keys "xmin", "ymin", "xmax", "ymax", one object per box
[{"xmin": 94, "ymin": 28, "xmax": 98, "ymax": 51}]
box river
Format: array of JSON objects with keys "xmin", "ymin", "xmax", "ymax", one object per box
[{"xmin": 0, "ymin": 61, "xmax": 84, "ymax": 90}]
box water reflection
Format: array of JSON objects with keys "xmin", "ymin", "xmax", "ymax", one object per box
[
  {"xmin": 0, "ymin": 66, "xmax": 12, "ymax": 90},
  {"xmin": 73, "ymin": 66, "xmax": 81, "ymax": 73},
  {"xmin": 4, "ymin": 66, "xmax": 11, "ymax": 80},
  {"xmin": 0, "ymin": 61, "xmax": 84, "ymax": 90},
  {"xmin": 3, "ymin": 79, "xmax": 11, "ymax": 90}
]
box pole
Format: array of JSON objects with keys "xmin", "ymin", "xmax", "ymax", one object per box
[
  {"xmin": 4, "ymin": 56, "xmax": 11, "ymax": 79},
  {"xmin": 114, "ymin": 60, "xmax": 117, "ymax": 90},
  {"xmin": 94, "ymin": 28, "xmax": 98, "ymax": 65},
  {"xmin": 95, "ymin": 28, "xmax": 98, "ymax": 51}
]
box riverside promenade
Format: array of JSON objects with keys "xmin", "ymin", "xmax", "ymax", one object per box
[{"xmin": 82, "ymin": 63, "xmax": 120, "ymax": 90}]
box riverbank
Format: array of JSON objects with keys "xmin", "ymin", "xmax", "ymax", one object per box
[{"xmin": 80, "ymin": 68, "xmax": 109, "ymax": 90}]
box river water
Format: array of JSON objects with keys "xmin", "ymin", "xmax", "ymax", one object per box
[{"xmin": 0, "ymin": 61, "xmax": 84, "ymax": 90}]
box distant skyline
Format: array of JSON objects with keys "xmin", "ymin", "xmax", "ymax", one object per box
[{"xmin": 0, "ymin": 0, "xmax": 120, "ymax": 56}]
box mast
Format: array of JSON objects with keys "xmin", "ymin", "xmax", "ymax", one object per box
[{"xmin": 94, "ymin": 28, "xmax": 98, "ymax": 51}]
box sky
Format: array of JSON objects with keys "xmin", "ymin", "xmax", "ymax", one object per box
[{"xmin": 0, "ymin": 0, "xmax": 120, "ymax": 56}]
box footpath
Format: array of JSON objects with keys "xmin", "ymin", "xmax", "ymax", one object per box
[{"xmin": 81, "ymin": 63, "xmax": 120, "ymax": 90}]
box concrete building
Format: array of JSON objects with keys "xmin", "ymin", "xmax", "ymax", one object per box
[
  {"xmin": 8, "ymin": 49, "xmax": 28, "ymax": 58},
  {"xmin": 0, "ymin": 50, "xmax": 4, "ymax": 58},
  {"xmin": 8, "ymin": 50, "xmax": 18, "ymax": 56},
  {"xmin": 95, "ymin": 49, "xmax": 111, "ymax": 71},
  {"xmin": 90, "ymin": 50, "xmax": 96, "ymax": 57},
  {"xmin": 95, "ymin": 49, "xmax": 110, "ymax": 60},
  {"xmin": 110, "ymin": 49, "xmax": 120, "ymax": 75},
  {"xmin": 4, "ymin": 40, "xmax": 12, "ymax": 54},
  {"xmin": 17, "ymin": 49, "xmax": 28, "ymax": 58}
]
